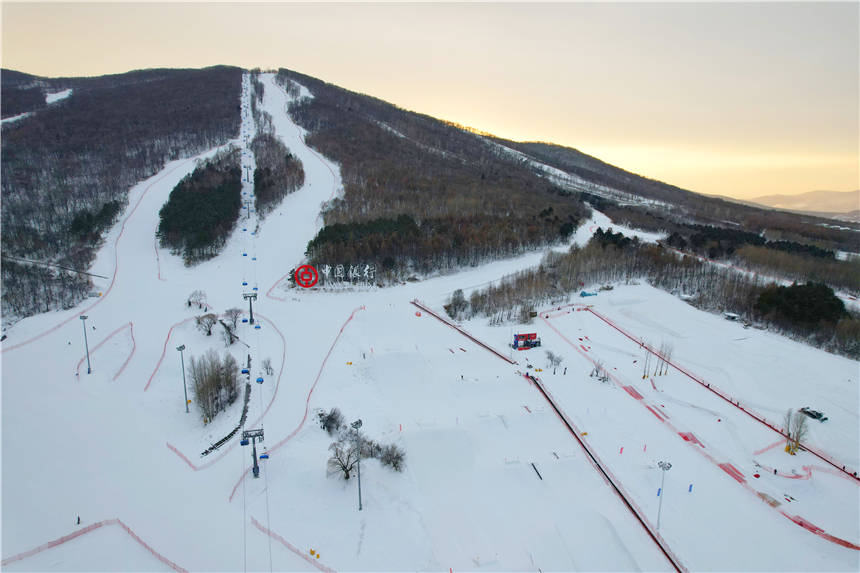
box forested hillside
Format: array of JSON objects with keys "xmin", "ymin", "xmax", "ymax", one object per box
[
  {"xmin": 454, "ymin": 230, "xmax": 859, "ymax": 359},
  {"xmin": 1, "ymin": 66, "xmax": 242, "ymax": 320},
  {"xmin": 502, "ymin": 140, "xmax": 860, "ymax": 254},
  {"xmin": 276, "ymin": 69, "xmax": 590, "ymax": 280}
]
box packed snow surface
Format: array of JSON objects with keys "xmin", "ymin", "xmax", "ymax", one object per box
[
  {"xmin": 45, "ymin": 89, "xmax": 73, "ymax": 104},
  {"xmin": 2, "ymin": 73, "xmax": 858, "ymax": 572}
]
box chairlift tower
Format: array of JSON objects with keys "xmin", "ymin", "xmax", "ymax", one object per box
[
  {"xmin": 243, "ymin": 292, "xmax": 257, "ymax": 324},
  {"xmin": 241, "ymin": 429, "xmax": 265, "ymax": 478}
]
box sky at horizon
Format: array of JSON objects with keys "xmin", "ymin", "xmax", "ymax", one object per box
[{"xmin": 2, "ymin": 2, "xmax": 858, "ymax": 201}]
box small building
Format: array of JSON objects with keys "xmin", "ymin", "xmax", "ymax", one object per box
[{"xmin": 513, "ymin": 333, "xmax": 541, "ymax": 350}]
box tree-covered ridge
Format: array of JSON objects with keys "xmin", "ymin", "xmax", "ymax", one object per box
[
  {"xmin": 251, "ymin": 133, "xmax": 304, "ymax": 215},
  {"xmin": 157, "ymin": 148, "xmax": 242, "ymax": 265},
  {"xmin": 505, "ymin": 140, "xmax": 860, "ymax": 253},
  {"xmin": 1, "ymin": 66, "xmax": 242, "ymax": 320},
  {"xmin": 665, "ymin": 224, "xmax": 835, "ymax": 260},
  {"xmin": 276, "ymin": 68, "xmax": 589, "ymax": 280},
  {"xmin": 457, "ymin": 230, "xmax": 859, "ymax": 359}
]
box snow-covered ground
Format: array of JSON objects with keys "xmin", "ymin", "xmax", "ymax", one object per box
[
  {"xmin": 45, "ymin": 89, "xmax": 73, "ymax": 104},
  {"xmin": 0, "ymin": 112, "xmax": 32, "ymax": 125},
  {"xmin": 2, "ymin": 73, "xmax": 857, "ymax": 572}
]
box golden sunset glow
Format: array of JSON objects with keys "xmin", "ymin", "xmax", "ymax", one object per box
[{"xmin": 2, "ymin": 2, "xmax": 857, "ymax": 200}]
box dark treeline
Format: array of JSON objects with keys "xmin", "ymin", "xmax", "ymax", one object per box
[
  {"xmin": 583, "ymin": 193, "xmax": 858, "ymax": 295},
  {"xmin": 157, "ymin": 148, "xmax": 242, "ymax": 264},
  {"xmin": 665, "ymin": 224, "xmax": 835, "ymax": 260},
  {"xmin": 251, "ymin": 133, "xmax": 304, "ymax": 215},
  {"xmin": 734, "ymin": 245, "xmax": 859, "ymax": 295},
  {"xmin": 1, "ymin": 66, "xmax": 242, "ymax": 320},
  {"xmin": 457, "ymin": 230, "xmax": 859, "ymax": 359},
  {"xmin": 275, "ymin": 68, "xmax": 589, "ymax": 280}
]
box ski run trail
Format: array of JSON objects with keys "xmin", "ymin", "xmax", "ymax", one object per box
[{"xmin": 2, "ymin": 73, "xmax": 858, "ymax": 572}]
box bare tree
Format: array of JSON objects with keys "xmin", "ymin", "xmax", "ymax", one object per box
[
  {"xmin": 545, "ymin": 350, "xmax": 563, "ymax": 374},
  {"xmin": 642, "ymin": 345, "xmax": 651, "ymax": 379},
  {"xmin": 188, "ymin": 290, "xmax": 207, "ymax": 309},
  {"xmin": 784, "ymin": 409, "xmax": 808, "ymax": 454},
  {"xmin": 262, "ymin": 357, "xmax": 274, "ymax": 376},
  {"xmin": 196, "ymin": 313, "xmax": 218, "ymax": 336},
  {"xmin": 220, "ymin": 322, "xmax": 236, "ymax": 347},
  {"xmin": 327, "ymin": 439, "xmax": 359, "ymax": 479},
  {"xmin": 188, "ymin": 349, "xmax": 240, "ymax": 423},
  {"xmin": 225, "ymin": 307, "xmax": 242, "ymax": 330}
]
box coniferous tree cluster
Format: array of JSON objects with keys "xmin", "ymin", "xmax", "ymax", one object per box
[
  {"xmin": 157, "ymin": 148, "xmax": 242, "ymax": 264},
  {"xmin": 1, "ymin": 66, "xmax": 242, "ymax": 321},
  {"xmin": 755, "ymin": 282, "xmax": 845, "ymax": 329},
  {"xmin": 250, "ymin": 133, "xmax": 304, "ymax": 215}
]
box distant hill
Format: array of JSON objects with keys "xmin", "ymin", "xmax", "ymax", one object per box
[{"xmin": 750, "ymin": 190, "xmax": 860, "ymax": 215}]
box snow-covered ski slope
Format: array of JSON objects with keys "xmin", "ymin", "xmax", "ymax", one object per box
[{"xmin": 2, "ymin": 73, "xmax": 858, "ymax": 571}]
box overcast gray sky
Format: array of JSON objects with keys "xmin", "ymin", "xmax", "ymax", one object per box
[{"xmin": 2, "ymin": 2, "xmax": 858, "ymax": 199}]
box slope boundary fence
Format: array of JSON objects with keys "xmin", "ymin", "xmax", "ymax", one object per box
[
  {"xmin": 0, "ymin": 518, "xmax": 187, "ymax": 572},
  {"xmin": 251, "ymin": 517, "xmax": 336, "ymax": 573},
  {"xmin": 526, "ymin": 373, "xmax": 687, "ymax": 573},
  {"xmin": 585, "ymin": 307, "xmax": 859, "ymax": 482}
]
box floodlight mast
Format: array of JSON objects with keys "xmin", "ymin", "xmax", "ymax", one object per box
[
  {"xmin": 657, "ymin": 461, "xmax": 672, "ymax": 529},
  {"xmin": 177, "ymin": 345, "xmax": 188, "ymax": 413},
  {"xmin": 351, "ymin": 419, "xmax": 363, "ymax": 510},
  {"xmin": 80, "ymin": 315, "xmax": 91, "ymax": 374}
]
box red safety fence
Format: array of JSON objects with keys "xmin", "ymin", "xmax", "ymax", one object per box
[
  {"xmin": 526, "ymin": 373, "xmax": 687, "ymax": 573},
  {"xmin": 585, "ymin": 307, "xmax": 859, "ymax": 483},
  {"xmin": 1, "ymin": 518, "xmax": 186, "ymax": 572}
]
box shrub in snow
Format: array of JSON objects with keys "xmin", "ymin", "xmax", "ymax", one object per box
[
  {"xmin": 318, "ymin": 407, "xmax": 344, "ymax": 436},
  {"xmin": 379, "ymin": 443, "xmax": 406, "ymax": 472}
]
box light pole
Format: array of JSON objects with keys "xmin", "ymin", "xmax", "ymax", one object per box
[
  {"xmin": 80, "ymin": 315, "xmax": 91, "ymax": 374},
  {"xmin": 351, "ymin": 419, "xmax": 363, "ymax": 511},
  {"xmin": 176, "ymin": 345, "xmax": 189, "ymax": 413},
  {"xmin": 657, "ymin": 461, "xmax": 672, "ymax": 530}
]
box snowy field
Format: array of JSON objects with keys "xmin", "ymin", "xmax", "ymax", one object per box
[{"xmin": 2, "ymin": 73, "xmax": 858, "ymax": 572}]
